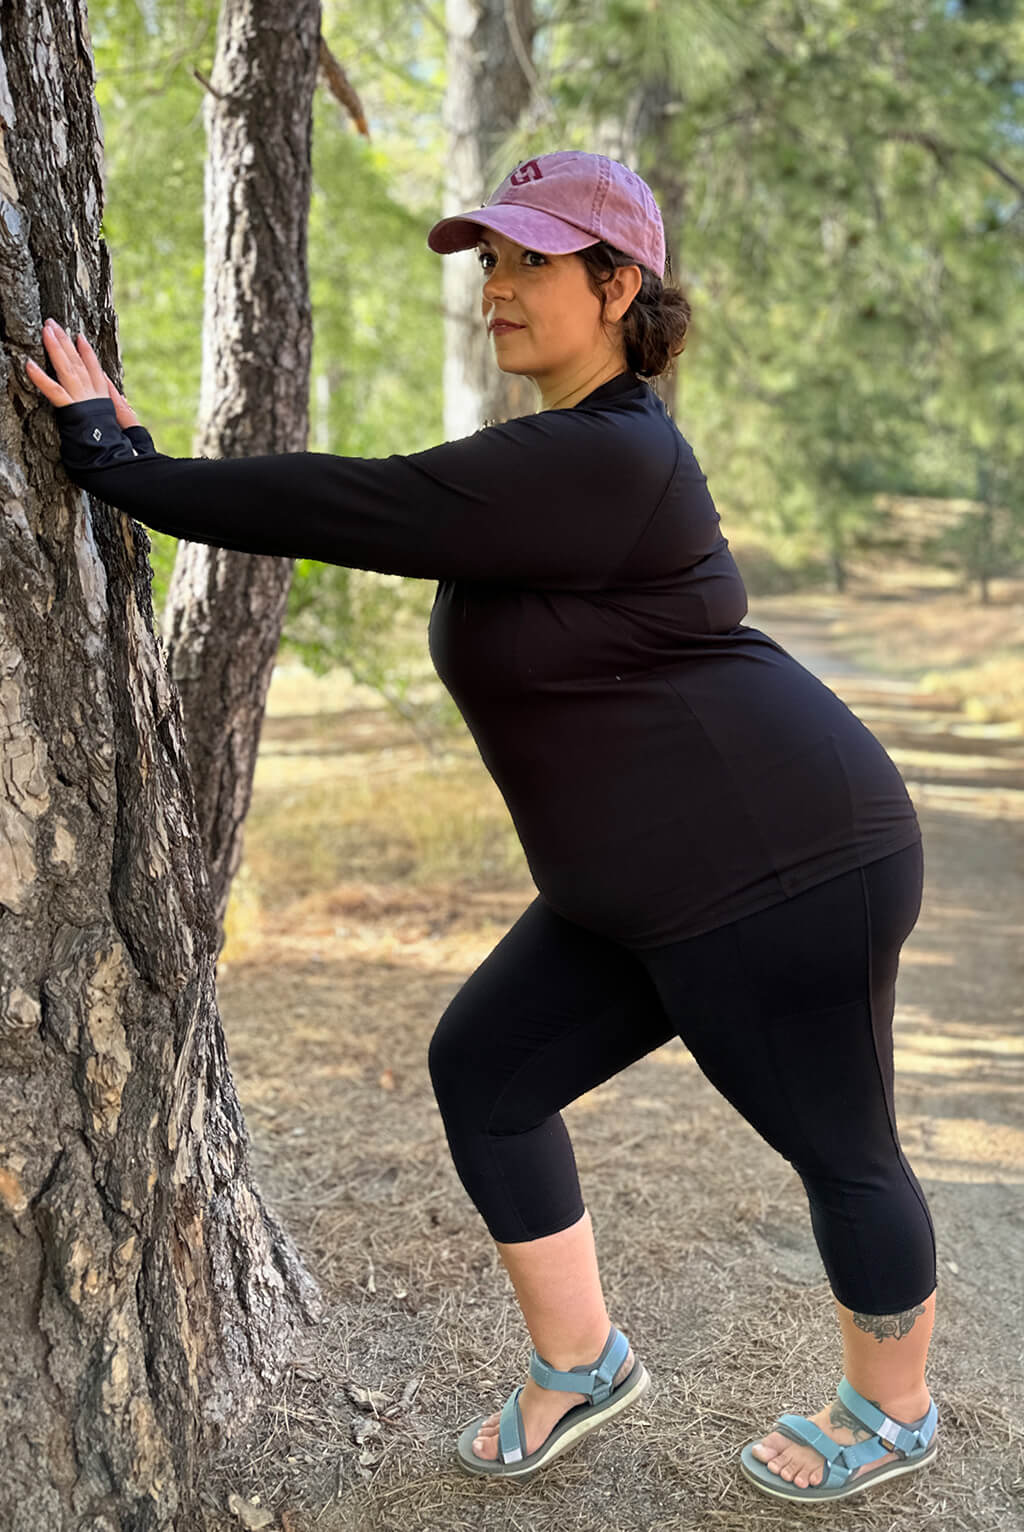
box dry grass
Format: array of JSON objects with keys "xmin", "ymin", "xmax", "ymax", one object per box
[
  {"xmin": 239, "ymin": 753, "xmax": 526, "ymax": 913},
  {"xmin": 200, "ymin": 571, "xmax": 1024, "ymax": 1532}
]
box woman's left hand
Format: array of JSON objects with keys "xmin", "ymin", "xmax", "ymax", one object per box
[{"xmin": 26, "ymin": 319, "xmax": 142, "ymax": 430}]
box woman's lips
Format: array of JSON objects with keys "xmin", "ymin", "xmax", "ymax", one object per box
[{"xmin": 490, "ymin": 321, "xmax": 525, "ymax": 333}]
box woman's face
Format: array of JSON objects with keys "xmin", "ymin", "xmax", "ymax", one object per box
[{"xmin": 475, "ymin": 230, "xmax": 632, "ymax": 385}]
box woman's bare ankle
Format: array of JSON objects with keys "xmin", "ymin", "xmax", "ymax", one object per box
[{"xmin": 537, "ymin": 1322, "xmax": 614, "ymax": 1372}]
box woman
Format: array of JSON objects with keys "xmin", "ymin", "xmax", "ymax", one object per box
[{"xmin": 27, "ymin": 149, "xmax": 939, "ymax": 1504}]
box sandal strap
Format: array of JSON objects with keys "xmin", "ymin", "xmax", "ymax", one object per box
[
  {"xmin": 497, "ymin": 1385, "xmax": 527, "ymax": 1464},
  {"xmin": 775, "ymin": 1415, "xmax": 851, "ymax": 1478},
  {"xmin": 837, "ymin": 1377, "xmax": 938, "ymax": 1456},
  {"xmin": 775, "ymin": 1380, "xmax": 938, "ymax": 1489},
  {"xmin": 529, "ymin": 1324, "xmax": 629, "ymax": 1405}
]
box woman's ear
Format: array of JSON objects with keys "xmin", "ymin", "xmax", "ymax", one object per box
[{"xmin": 604, "ymin": 265, "xmax": 643, "ymax": 324}]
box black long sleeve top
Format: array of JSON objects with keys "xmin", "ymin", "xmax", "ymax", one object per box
[{"xmin": 53, "ymin": 371, "xmax": 920, "ymax": 949}]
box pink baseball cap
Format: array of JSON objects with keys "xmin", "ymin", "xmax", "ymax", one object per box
[{"xmin": 427, "ymin": 151, "xmax": 666, "ymax": 279}]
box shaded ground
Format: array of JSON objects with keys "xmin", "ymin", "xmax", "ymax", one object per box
[{"xmin": 200, "ymin": 589, "xmax": 1024, "ymax": 1532}]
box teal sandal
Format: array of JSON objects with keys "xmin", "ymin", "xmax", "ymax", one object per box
[
  {"xmin": 739, "ymin": 1375, "xmax": 939, "ymax": 1502},
  {"xmin": 456, "ymin": 1323, "xmax": 649, "ymax": 1478}
]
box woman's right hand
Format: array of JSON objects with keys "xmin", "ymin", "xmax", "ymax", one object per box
[{"xmin": 26, "ymin": 319, "xmax": 141, "ymax": 430}]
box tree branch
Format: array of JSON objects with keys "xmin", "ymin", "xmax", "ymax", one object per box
[
  {"xmin": 191, "ymin": 67, "xmax": 225, "ymax": 100},
  {"xmin": 885, "ymin": 129, "xmax": 1024, "ymax": 199},
  {"xmin": 318, "ymin": 36, "xmax": 370, "ymax": 138},
  {"xmin": 503, "ymin": 0, "xmax": 554, "ymax": 119}
]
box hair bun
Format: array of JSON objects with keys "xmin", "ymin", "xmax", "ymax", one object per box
[{"xmin": 578, "ymin": 244, "xmax": 690, "ymax": 379}]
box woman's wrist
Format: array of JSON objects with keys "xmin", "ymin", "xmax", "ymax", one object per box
[{"xmin": 55, "ymin": 396, "xmax": 153, "ymax": 471}]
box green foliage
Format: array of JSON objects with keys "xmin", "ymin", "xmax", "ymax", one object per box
[
  {"xmin": 530, "ymin": 0, "xmax": 1024, "ymax": 588},
  {"xmin": 92, "ymin": 0, "xmax": 216, "ymax": 611},
  {"xmin": 289, "ymin": 39, "xmax": 449, "ymax": 730},
  {"xmin": 285, "ymin": 561, "xmax": 463, "ymax": 740},
  {"xmin": 90, "ymin": 0, "xmax": 1023, "ymax": 649},
  {"xmin": 92, "ymin": 0, "xmax": 449, "ymax": 691},
  {"xmin": 92, "ymin": 0, "xmax": 214, "ymax": 461}
]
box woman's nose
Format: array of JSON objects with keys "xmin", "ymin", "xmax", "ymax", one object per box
[{"xmin": 482, "ymin": 265, "xmax": 514, "ymax": 300}]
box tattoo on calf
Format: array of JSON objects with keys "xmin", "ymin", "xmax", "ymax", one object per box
[{"xmin": 852, "ymin": 1304, "xmax": 926, "ymax": 1343}]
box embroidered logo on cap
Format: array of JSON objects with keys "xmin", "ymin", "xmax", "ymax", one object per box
[
  {"xmin": 92, "ymin": 428, "xmax": 103, "ymax": 441},
  {"xmin": 509, "ymin": 159, "xmax": 543, "ymax": 187}
]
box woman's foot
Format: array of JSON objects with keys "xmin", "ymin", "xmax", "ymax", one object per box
[
  {"xmin": 749, "ymin": 1388, "xmax": 934, "ymax": 1489},
  {"xmin": 469, "ymin": 1344, "xmax": 635, "ymax": 1462}
]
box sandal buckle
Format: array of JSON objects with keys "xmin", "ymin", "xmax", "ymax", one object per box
[{"xmin": 877, "ymin": 1415, "xmax": 901, "ymax": 1452}]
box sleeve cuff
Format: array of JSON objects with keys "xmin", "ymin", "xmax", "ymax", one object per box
[
  {"xmin": 54, "ymin": 397, "xmax": 152, "ymax": 470},
  {"xmin": 124, "ymin": 424, "xmax": 158, "ymax": 459}
]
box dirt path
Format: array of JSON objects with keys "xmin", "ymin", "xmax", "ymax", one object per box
[{"xmin": 204, "ymin": 606, "xmax": 1024, "ymax": 1532}]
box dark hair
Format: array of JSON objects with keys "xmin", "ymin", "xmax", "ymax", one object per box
[{"xmin": 576, "ymin": 242, "xmax": 691, "ymax": 379}]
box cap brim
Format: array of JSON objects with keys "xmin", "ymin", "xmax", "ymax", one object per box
[{"xmin": 427, "ymin": 204, "xmax": 601, "ymax": 257}]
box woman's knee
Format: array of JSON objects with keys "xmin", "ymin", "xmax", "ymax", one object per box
[
  {"xmin": 426, "ymin": 1001, "xmax": 462, "ymax": 1106},
  {"xmin": 428, "ymin": 988, "xmax": 555, "ymax": 1146},
  {"xmin": 427, "ymin": 987, "xmax": 498, "ymax": 1117}
]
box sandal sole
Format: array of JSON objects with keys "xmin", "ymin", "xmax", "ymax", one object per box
[
  {"xmin": 739, "ymin": 1437, "xmax": 939, "ymax": 1501},
  {"xmin": 456, "ymin": 1358, "xmax": 650, "ymax": 1478}
]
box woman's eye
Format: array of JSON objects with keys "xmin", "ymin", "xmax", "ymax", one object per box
[{"xmin": 476, "ymin": 250, "xmax": 546, "ymax": 271}]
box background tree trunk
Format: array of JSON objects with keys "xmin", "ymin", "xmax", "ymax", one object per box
[
  {"xmin": 161, "ymin": 0, "xmax": 321, "ymax": 941},
  {"xmin": 634, "ymin": 80, "xmax": 688, "ymax": 421},
  {"xmin": 442, "ymin": 0, "xmax": 535, "ymax": 438},
  {"xmin": 0, "ymin": 4, "xmax": 321, "ymax": 1525},
  {"xmin": 595, "ymin": 80, "xmax": 688, "ymax": 419}
]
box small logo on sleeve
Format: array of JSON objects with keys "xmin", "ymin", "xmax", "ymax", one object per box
[{"xmin": 92, "ymin": 428, "xmax": 103, "ymax": 441}]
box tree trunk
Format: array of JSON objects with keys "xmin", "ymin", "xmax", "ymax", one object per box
[
  {"xmin": 442, "ymin": 0, "xmax": 535, "ymax": 438},
  {"xmin": 636, "ymin": 81, "xmax": 689, "ymax": 421},
  {"xmin": 0, "ymin": 5, "xmax": 321, "ymax": 1526},
  {"xmin": 829, "ymin": 542, "xmax": 848, "ymax": 593},
  {"xmin": 597, "ymin": 79, "xmax": 689, "ymax": 420},
  {"xmin": 161, "ymin": 0, "xmax": 321, "ymax": 941}
]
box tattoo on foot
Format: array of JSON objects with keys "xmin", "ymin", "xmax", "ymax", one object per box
[
  {"xmin": 852, "ymin": 1304, "xmax": 926, "ymax": 1343},
  {"xmin": 829, "ymin": 1397, "xmax": 879, "ymax": 1440}
]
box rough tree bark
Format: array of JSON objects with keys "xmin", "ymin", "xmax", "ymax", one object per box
[
  {"xmin": 161, "ymin": 0, "xmax": 321, "ymax": 939},
  {"xmin": 442, "ymin": 0, "xmax": 535, "ymax": 438},
  {"xmin": 0, "ymin": 4, "xmax": 322, "ymax": 1526}
]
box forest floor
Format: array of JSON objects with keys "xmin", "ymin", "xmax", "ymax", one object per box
[{"xmin": 199, "ymin": 568, "xmax": 1023, "ymax": 1532}]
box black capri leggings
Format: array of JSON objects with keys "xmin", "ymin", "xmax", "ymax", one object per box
[{"xmin": 428, "ymin": 841, "xmax": 936, "ymax": 1315}]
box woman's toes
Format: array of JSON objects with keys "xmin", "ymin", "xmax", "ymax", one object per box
[
  {"xmin": 750, "ymin": 1429, "xmax": 788, "ymax": 1463},
  {"xmin": 749, "ymin": 1429, "xmax": 829, "ymax": 1487},
  {"xmin": 471, "ymin": 1412, "xmax": 502, "ymax": 1459},
  {"xmin": 469, "ymin": 1410, "xmax": 502, "ymax": 1459},
  {"xmin": 771, "ymin": 1442, "xmax": 824, "ymax": 1486},
  {"xmin": 788, "ymin": 1455, "xmax": 819, "ymax": 1488},
  {"xmin": 773, "ymin": 1447, "xmax": 795, "ymax": 1479}
]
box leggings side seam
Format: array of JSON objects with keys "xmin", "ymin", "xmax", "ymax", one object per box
[{"xmin": 858, "ymin": 859, "xmax": 938, "ymax": 1304}]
